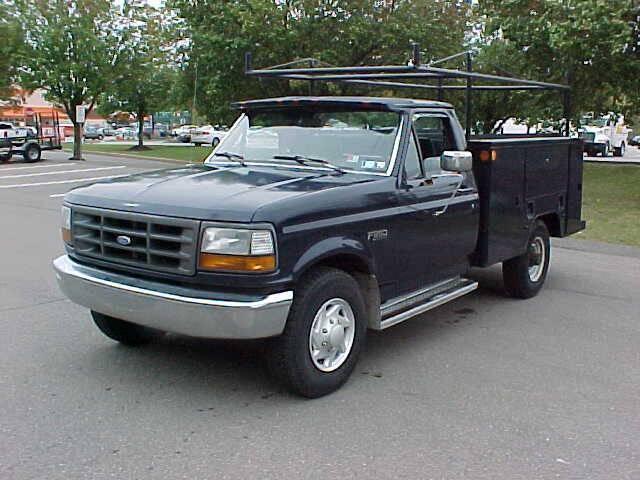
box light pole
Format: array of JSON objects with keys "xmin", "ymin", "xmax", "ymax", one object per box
[{"xmin": 192, "ymin": 61, "xmax": 198, "ymax": 125}]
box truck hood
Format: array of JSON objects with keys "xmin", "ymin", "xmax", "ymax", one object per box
[{"xmin": 64, "ymin": 164, "xmax": 375, "ymax": 222}]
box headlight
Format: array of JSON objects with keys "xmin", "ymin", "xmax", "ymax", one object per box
[
  {"xmin": 61, "ymin": 206, "xmax": 72, "ymax": 244},
  {"xmin": 199, "ymin": 227, "xmax": 276, "ymax": 273}
]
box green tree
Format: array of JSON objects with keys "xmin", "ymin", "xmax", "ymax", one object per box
[
  {"xmin": 465, "ymin": 42, "xmax": 562, "ymax": 134},
  {"xmin": 0, "ymin": 1, "xmax": 23, "ymax": 99},
  {"xmin": 479, "ymin": 0, "xmax": 640, "ymax": 128},
  {"xmin": 15, "ymin": 0, "xmax": 127, "ymax": 160},
  {"xmin": 98, "ymin": 2, "xmax": 171, "ymax": 149},
  {"xmin": 169, "ymin": 0, "xmax": 473, "ymax": 124}
]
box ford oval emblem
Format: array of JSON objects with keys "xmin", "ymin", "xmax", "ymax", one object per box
[{"xmin": 116, "ymin": 235, "xmax": 132, "ymax": 246}]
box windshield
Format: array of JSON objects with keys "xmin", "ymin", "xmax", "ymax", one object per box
[{"xmin": 205, "ymin": 109, "xmax": 402, "ymax": 174}]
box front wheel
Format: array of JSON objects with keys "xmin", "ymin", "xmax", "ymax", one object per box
[
  {"xmin": 212, "ymin": 137, "xmax": 220, "ymax": 147},
  {"xmin": 502, "ymin": 221, "xmax": 551, "ymax": 299},
  {"xmin": 91, "ymin": 311, "xmax": 161, "ymax": 346},
  {"xmin": 613, "ymin": 143, "xmax": 625, "ymax": 157},
  {"xmin": 267, "ymin": 267, "xmax": 367, "ymax": 398},
  {"xmin": 602, "ymin": 143, "xmax": 610, "ymax": 157}
]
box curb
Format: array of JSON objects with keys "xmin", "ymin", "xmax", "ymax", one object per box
[
  {"xmin": 85, "ymin": 151, "xmax": 198, "ymax": 164},
  {"xmin": 62, "ymin": 148, "xmax": 206, "ymax": 165},
  {"xmin": 552, "ymin": 237, "xmax": 640, "ymax": 259},
  {"xmin": 584, "ymin": 159, "xmax": 640, "ymax": 166}
]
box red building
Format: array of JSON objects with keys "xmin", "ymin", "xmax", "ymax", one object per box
[{"xmin": 0, "ymin": 88, "xmax": 107, "ymax": 138}]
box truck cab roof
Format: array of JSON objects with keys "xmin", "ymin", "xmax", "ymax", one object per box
[{"xmin": 233, "ymin": 96, "xmax": 453, "ymax": 111}]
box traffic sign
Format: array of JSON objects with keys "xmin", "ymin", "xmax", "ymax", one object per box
[{"xmin": 76, "ymin": 105, "xmax": 86, "ymax": 124}]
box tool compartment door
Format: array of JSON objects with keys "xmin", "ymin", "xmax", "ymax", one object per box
[{"xmin": 524, "ymin": 142, "xmax": 570, "ymax": 226}]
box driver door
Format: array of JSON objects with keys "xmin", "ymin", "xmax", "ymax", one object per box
[{"xmin": 393, "ymin": 113, "xmax": 477, "ymax": 294}]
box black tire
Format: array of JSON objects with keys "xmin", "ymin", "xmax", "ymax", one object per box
[
  {"xmin": 267, "ymin": 267, "xmax": 367, "ymax": 398},
  {"xmin": 91, "ymin": 311, "xmax": 160, "ymax": 346},
  {"xmin": 502, "ymin": 221, "xmax": 551, "ymax": 299},
  {"xmin": 23, "ymin": 143, "xmax": 41, "ymax": 163},
  {"xmin": 193, "ymin": 142, "xmax": 202, "ymax": 147},
  {"xmin": 212, "ymin": 137, "xmax": 220, "ymax": 147},
  {"xmin": 601, "ymin": 143, "xmax": 609, "ymax": 157},
  {"xmin": 98, "ymin": 135, "xmax": 104, "ymax": 141},
  {"xmin": 613, "ymin": 143, "xmax": 625, "ymax": 157}
]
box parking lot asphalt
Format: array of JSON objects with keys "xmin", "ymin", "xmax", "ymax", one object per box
[
  {"xmin": 1, "ymin": 150, "xmax": 639, "ymax": 479},
  {"xmin": 584, "ymin": 144, "xmax": 640, "ymax": 164}
]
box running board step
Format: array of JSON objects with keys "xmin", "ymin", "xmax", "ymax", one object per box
[{"xmin": 378, "ymin": 278, "xmax": 478, "ymax": 330}]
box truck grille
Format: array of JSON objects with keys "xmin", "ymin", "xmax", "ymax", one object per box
[
  {"xmin": 71, "ymin": 206, "xmax": 199, "ymax": 275},
  {"xmin": 580, "ymin": 132, "xmax": 595, "ymax": 142}
]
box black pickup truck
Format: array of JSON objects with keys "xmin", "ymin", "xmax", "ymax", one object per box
[{"xmin": 54, "ymin": 97, "xmax": 585, "ymax": 397}]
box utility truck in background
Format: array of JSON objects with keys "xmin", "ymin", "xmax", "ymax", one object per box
[
  {"xmin": 578, "ymin": 113, "xmax": 630, "ymax": 157},
  {"xmin": 0, "ymin": 112, "xmax": 62, "ymax": 163}
]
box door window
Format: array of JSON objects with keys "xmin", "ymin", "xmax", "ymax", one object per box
[
  {"xmin": 403, "ymin": 132, "xmax": 423, "ymax": 179},
  {"xmin": 413, "ymin": 115, "xmax": 454, "ymax": 176}
]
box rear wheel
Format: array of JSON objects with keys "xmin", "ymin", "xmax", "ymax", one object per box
[
  {"xmin": 502, "ymin": 221, "xmax": 551, "ymax": 299},
  {"xmin": 613, "ymin": 143, "xmax": 625, "ymax": 157},
  {"xmin": 23, "ymin": 143, "xmax": 41, "ymax": 163},
  {"xmin": 91, "ymin": 311, "xmax": 160, "ymax": 346},
  {"xmin": 602, "ymin": 143, "xmax": 610, "ymax": 157},
  {"xmin": 267, "ymin": 267, "xmax": 367, "ymax": 398},
  {"xmin": 212, "ymin": 137, "xmax": 220, "ymax": 148}
]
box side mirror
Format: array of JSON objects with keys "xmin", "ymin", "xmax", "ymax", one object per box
[{"xmin": 441, "ymin": 151, "xmax": 473, "ymax": 172}]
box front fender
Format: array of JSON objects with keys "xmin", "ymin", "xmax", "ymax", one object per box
[{"xmin": 291, "ymin": 235, "xmax": 376, "ymax": 281}]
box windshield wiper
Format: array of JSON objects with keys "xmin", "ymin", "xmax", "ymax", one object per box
[
  {"xmin": 272, "ymin": 154, "xmax": 344, "ymax": 174},
  {"xmin": 212, "ymin": 151, "xmax": 246, "ymax": 166}
]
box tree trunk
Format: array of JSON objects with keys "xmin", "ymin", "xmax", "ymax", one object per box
[
  {"xmin": 71, "ymin": 121, "xmax": 84, "ymax": 160},
  {"xmin": 138, "ymin": 113, "xmax": 144, "ymax": 148}
]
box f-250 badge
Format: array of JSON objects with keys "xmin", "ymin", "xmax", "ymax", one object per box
[{"xmin": 367, "ymin": 229, "xmax": 388, "ymax": 241}]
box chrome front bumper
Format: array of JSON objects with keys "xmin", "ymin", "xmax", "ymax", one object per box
[{"xmin": 53, "ymin": 255, "xmax": 293, "ymax": 339}]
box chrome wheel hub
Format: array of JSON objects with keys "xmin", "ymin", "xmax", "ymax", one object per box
[
  {"xmin": 527, "ymin": 236, "xmax": 545, "ymax": 282},
  {"xmin": 308, "ymin": 298, "xmax": 355, "ymax": 372}
]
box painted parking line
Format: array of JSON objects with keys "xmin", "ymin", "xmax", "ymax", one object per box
[
  {"xmin": 0, "ymin": 165, "xmax": 126, "ymax": 180},
  {"xmin": 0, "ymin": 163, "xmax": 77, "ymax": 172},
  {"xmin": 0, "ymin": 174, "xmax": 129, "ymax": 189}
]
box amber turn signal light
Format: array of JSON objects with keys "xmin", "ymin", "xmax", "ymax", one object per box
[
  {"xmin": 199, "ymin": 253, "xmax": 276, "ymax": 273},
  {"xmin": 62, "ymin": 228, "xmax": 72, "ymax": 244},
  {"xmin": 479, "ymin": 150, "xmax": 497, "ymax": 162}
]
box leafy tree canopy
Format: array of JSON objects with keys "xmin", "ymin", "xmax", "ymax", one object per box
[
  {"xmin": 15, "ymin": 0, "xmax": 136, "ymax": 158},
  {"xmin": 479, "ymin": 0, "xmax": 640, "ymax": 127},
  {"xmin": 169, "ymin": 0, "xmax": 473, "ymax": 124},
  {"xmin": 0, "ymin": 1, "xmax": 23, "ymax": 99},
  {"xmin": 98, "ymin": 1, "xmax": 175, "ymax": 148}
]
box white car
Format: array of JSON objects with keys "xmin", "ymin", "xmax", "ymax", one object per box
[
  {"xmin": 191, "ymin": 125, "xmax": 227, "ymax": 147},
  {"xmin": 114, "ymin": 127, "xmax": 136, "ymax": 139},
  {"xmin": 171, "ymin": 124, "xmax": 196, "ymax": 137}
]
